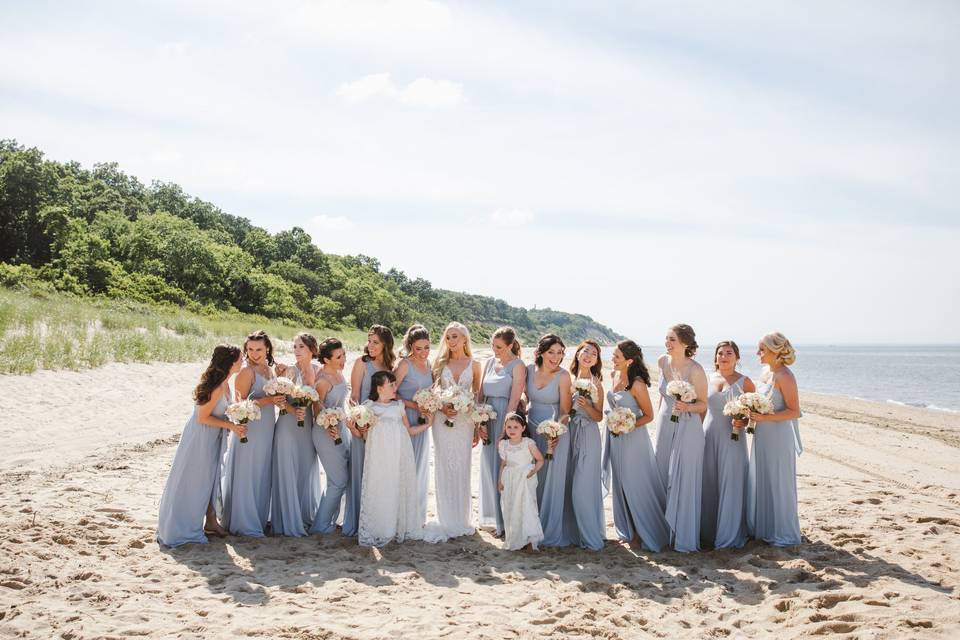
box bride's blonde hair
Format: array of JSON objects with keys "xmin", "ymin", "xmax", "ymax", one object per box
[{"xmin": 432, "ymin": 321, "xmax": 473, "ymax": 379}]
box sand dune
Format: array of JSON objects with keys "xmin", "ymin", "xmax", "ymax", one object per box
[{"xmin": 1, "ymin": 354, "xmax": 958, "ymax": 638}]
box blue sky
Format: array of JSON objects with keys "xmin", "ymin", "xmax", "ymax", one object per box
[{"xmin": 2, "ymin": 0, "xmax": 958, "ymax": 343}]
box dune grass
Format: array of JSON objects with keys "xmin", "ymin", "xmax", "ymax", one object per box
[{"xmin": 0, "ymin": 288, "xmax": 366, "ymax": 374}]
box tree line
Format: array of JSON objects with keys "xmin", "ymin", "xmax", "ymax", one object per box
[{"xmin": 0, "ymin": 140, "xmax": 622, "ymax": 344}]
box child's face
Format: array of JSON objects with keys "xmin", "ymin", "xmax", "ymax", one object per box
[
  {"xmin": 377, "ymin": 380, "xmax": 397, "ymax": 401},
  {"xmin": 504, "ymin": 419, "xmax": 524, "ymax": 440}
]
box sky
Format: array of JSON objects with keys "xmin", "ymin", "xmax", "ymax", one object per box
[{"xmin": 2, "ymin": 0, "xmax": 959, "ymax": 344}]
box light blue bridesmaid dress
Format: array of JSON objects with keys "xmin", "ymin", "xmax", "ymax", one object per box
[
  {"xmin": 654, "ymin": 375, "xmax": 675, "ymax": 489},
  {"xmin": 601, "ymin": 387, "xmax": 670, "ymax": 552},
  {"xmin": 309, "ymin": 379, "xmax": 350, "ymax": 534},
  {"xmin": 269, "ymin": 365, "xmax": 320, "ymax": 537},
  {"xmin": 221, "ymin": 371, "xmax": 275, "ymax": 537},
  {"xmin": 656, "ymin": 369, "xmax": 705, "ymax": 552},
  {"xmin": 342, "ymin": 359, "xmax": 380, "ymax": 537},
  {"xmin": 563, "ymin": 379, "xmax": 605, "ymax": 551},
  {"xmin": 479, "ymin": 356, "xmax": 523, "ymax": 534},
  {"xmin": 748, "ymin": 381, "xmax": 803, "ymax": 546},
  {"xmin": 525, "ymin": 364, "xmax": 563, "ymax": 504},
  {"xmin": 396, "ymin": 358, "xmax": 433, "ymax": 527},
  {"xmin": 701, "ymin": 376, "xmax": 748, "ymax": 549},
  {"xmin": 157, "ymin": 391, "xmax": 229, "ymax": 547},
  {"xmin": 528, "ymin": 365, "xmax": 578, "ymax": 547}
]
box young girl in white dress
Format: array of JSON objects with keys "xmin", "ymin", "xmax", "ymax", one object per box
[
  {"xmin": 355, "ymin": 371, "xmax": 432, "ymax": 547},
  {"xmin": 498, "ymin": 412, "xmax": 545, "ymax": 551}
]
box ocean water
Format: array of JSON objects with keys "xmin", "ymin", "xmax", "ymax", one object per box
[{"xmin": 595, "ymin": 344, "xmax": 960, "ymax": 413}]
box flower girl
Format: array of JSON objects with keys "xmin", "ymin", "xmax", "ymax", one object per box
[
  {"xmin": 354, "ymin": 371, "xmax": 432, "ymax": 547},
  {"xmin": 497, "ymin": 412, "xmax": 545, "ymax": 550}
]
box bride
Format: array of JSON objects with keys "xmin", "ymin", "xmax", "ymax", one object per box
[{"xmin": 426, "ymin": 322, "xmax": 482, "ymax": 541}]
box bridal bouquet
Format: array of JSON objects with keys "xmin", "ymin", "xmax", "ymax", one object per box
[
  {"xmin": 570, "ymin": 378, "xmax": 599, "ymax": 417},
  {"xmin": 470, "ymin": 403, "xmax": 498, "ymax": 445},
  {"xmin": 412, "ymin": 387, "xmax": 442, "ymax": 424},
  {"xmin": 738, "ymin": 391, "xmax": 774, "ymax": 434},
  {"xmin": 535, "ymin": 420, "xmax": 567, "ymax": 459},
  {"xmin": 722, "ymin": 398, "xmax": 750, "ymax": 441},
  {"xmin": 263, "ymin": 376, "xmax": 295, "ymax": 415},
  {"xmin": 289, "ymin": 385, "xmax": 319, "ymax": 427},
  {"xmin": 440, "ymin": 384, "xmax": 474, "ymax": 428},
  {"xmin": 316, "ymin": 407, "xmax": 346, "ymax": 445},
  {"xmin": 606, "ymin": 406, "xmax": 637, "ymax": 437},
  {"xmin": 226, "ymin": 399, "xmax": 261, "ymax": 443},
  {"xmin": 347, "ymin": 404, "xmax": 378, "ymax": 436},
  {"xmin": 666, "ymin": 379, "xmax": 696, "ymax": 423}
]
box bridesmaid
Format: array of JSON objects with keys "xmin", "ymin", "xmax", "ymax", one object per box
[
  {"xmin": 748, "ymin": 332, "xmax": 803, "ymax": 546},
  {"xmin": 523, "ymin": 335, "xmax": 572, "ymax": 508},
  {"xmin": 342, "ymin": 325, "xmax": 396, "ymax": 537},
  {"xmin": 602, "ymin": 340, "xmax": 670, "ymax": 552},
  {"xmin": 477, "ymin": 326, "xmax": 525, "ymax": 536},
  {"xmin": 221, "ymin": 331, "xmax": 284, "ymax": 537},
  {"xmin": 270, "ymin": 333, "xmax": 321, "ymax": 536},
  {"xmin": 157, "ymin": 344, "xmax": 245, "ymax": 547},
  {"xmin": 523, "ymin": 333, "xmax": 573, "ymax": 500},
  {"xmin": 394, "ymin": 324, "xmax": 434, "ymax": 527},
  {"xmin": 559, "ymin": 339, "xmax": 606, "ymax": 551},
  {"xmin": 701, "ymin": 340, "xmax": 754, "ymax": 549},
  {"xmin": 654, "ymin": 323, "xmax": 708, "ymax": 552},
  {"xmin": 309, "ymin": 337, "xmax": 350, "ymax": 535}
]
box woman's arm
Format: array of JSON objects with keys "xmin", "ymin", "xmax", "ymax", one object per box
[
  {"xmin": 754, "ymin": 370, "xmax": 801, "ymax": 422},
  {"xmin": 674, "ymin": 363, "xmax": 709, "ymax": 414},
  {"xmin": 197, "ymin": 386, "xmax": 244, "ymax": 437},
  {"xmin": 574, "ymin": 377, "xmax": 604, "ymax": 421},
  {"xmin": 557, "ymin": 371, "xmax": 572, "ymax": 423},
  {"xmin": 507, "ymin": 362, "xmax": 525, "ymax": 413},
  {"xmin": 631, "ymin": 383, "xmax": 656, "ymax": 427}
]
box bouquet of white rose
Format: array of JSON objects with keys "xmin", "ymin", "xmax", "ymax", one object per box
[
  {"xmin": 226, "ymin": 399, "xmax": 261, "ymax": 443},
  {"xmin": 535, "ymin": 419, "xmax": 567, "ymax": 459},
  {"xmin": 439, "ymin": 384, "xmax": 474, "ymax": 428},
  {"xmin": 570, "ymin": 378, "xmax": 599, "ymax": 417},
  {"xmin": 470, "ymin": 403, "xmax": 498, "ymax": 445},
  {"xmin": 263, "ymin": 376, "xmax": 295, "ymax": 415},
  {"xmin": 347, "ymin": 404, "xmax": 378, "ymax": 438},
  {"xmin": 722, "ymin": 398, "xmax": 750, "ymax": 441},
  {"xmin": 606, "ymin": 406, "xmax": 637, "ymax": 437},
  {"xmin": 665, "ymin": 379, "xmax": 696, "ymax": 423},
  {"xmin": 738, "ymin": 391, "xmax": 774, "ymax": 434},
  {"xmin": 289, "ymin": 385, "xmax": 319, "ymax": 427},
  {"xmin": 316, "ymin": 407, "xmax": 346, "ymax": 445},
  {"xmin": 412, "ymin": 387, "xmax": 442, "ymax": 425}
]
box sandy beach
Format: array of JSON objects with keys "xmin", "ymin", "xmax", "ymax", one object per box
[{"xmin": 1, "ymin": 351, "xmax": 959, "ymax": 639}]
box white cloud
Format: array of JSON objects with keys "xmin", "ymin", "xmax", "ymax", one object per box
[
  {"xmin": 310, "ymin": 215, "xmax": 355, "ymax": 232},
  {"xmin": 335, "ymin": 73, "xmax": 463, "ymax": 108},
  {"xmin": 490, "ymin": 208, "xmax": 536, "ymax": 227},
  {"xmin": 398, "ymin": 78, "xmax": 464, "ymax": 108}
]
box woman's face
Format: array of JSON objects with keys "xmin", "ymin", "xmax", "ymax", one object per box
[
  {"xmin": 325, "ymin": 348, "xmax": 346, "ymax": 370},
  {"xmin": 611, "ymin": 347, "xmax": 625, "ymax": 370},
  {"xmin": 504, "ymin": 419, "xmax": 524, "ymax": 440},
  {"xmin": 367, "ymin": 333, "xmax": 383, "ymax": 359},
  {"xmin": 491, "ymin": 337, "xmax": 509, "ymax": 359},
  {"xmin": 411, "ymin": 339, "xmax": 430, "ymax": 361},
  {"xmin": 715, "ymin": 345, "xmax": 738, "ymax": 371},
  {"xmin": 245, "ymin": 339, "xmax": 267, "ymax": 365},
  {"xmin": 665, "ymin": 330, "xmax": 684, "ymax": 356},
  {"xmin": 757, "ymin": 341, "xmax": 776, "ymax": 366},
  {"xmin": 445, "ymin": 329, "xmax": 464, "ymax": 352},
  {"xmin": 576, "ymin": 344, "xmax": 599, "ymax": 370},
  {"xmin": 293, "ymin": 337, "xmax": 312, "ymax": 362},
  {"xmin": 541, "ymin": 343, "xmax": 564, "ymax": 370}
]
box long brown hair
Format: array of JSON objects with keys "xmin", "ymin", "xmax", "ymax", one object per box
[
  {"xmin": 363, "ymin": 325, "xmax": 396, "ymax": 370},
  {"xmin": 194, "ymin": 344, "xmax": 241, "ymax": 404},
  {"xmin": 570, "ymin": 339, "xmax": 603, "ymax": 381},
  {"xmin": 618, "ymin": 340, "xmax": 651, "ymax": 389}
]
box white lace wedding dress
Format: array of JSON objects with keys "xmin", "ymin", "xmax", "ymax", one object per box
[
  {"xmin": 424, "ymin": 363, "xmax": 477, "ymax": 542},
  {"xmin": 358, "ymin": 400, "xmax": 422, "ymax": 547}
]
